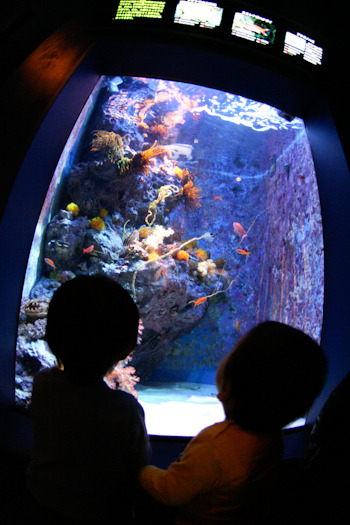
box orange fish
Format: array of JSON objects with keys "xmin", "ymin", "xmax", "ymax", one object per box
[
  {"xmin": 83, "ymin": 244, "xmax": 95, "ymax": 254},
  {"xmin": 44, "ymin": 258, "xmax": 56, "ymax": 270},
  {"xmin": 233, "ymin": 222, "xmax": 247, "ymax": 239},
  {"xmin": 236, "ymin": 249, "xmax": 250, "ymax": 256},
  {"xmin": 214, "ymin": 196, "xmax": 222, "ymax": 201},
  {"xmin": 193, "ymin": 296, "xmax": 207, "ymax": 307}
]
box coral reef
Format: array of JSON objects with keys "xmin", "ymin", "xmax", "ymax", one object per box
[{"xmin": 15, "ymin": 76, "xmax": 324, "ymax": 407}]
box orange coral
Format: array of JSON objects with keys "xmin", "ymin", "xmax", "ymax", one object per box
[
  {"xmin": 176, "ymin": 250, "xmax": 190, "ymax": 261},
  {"xmin": 142, "ymin": 141, "xmax": 170, "ymax": 161},
  {"xmin": 177, "ymin": 180, "xmax": 202, "ymax": 209},
  {"xmin": 130, "ymin": 141, "xmax": 171, "ymax": 176},
  {"xmin": 195, "ymin": 248, "xmax": 208, "ymax": 260},
  {"xmin": 155, "ymin": 90, "xmax": 171, "ymax": 103},
  {"xmin": 163, "ymin": 111, "xmax": 186, "ymax": 128},
  {"xmin": 139, "ymin": 226, "xmax": 151, "ymax": 239},
  {"xmin": 174, "ymin": 166, "xmax": 193, "ymax": 184},
  {"xmin": 135, "ymin": 98, "xmax": 155, "ymax": 130},
  {"xmin": 180, "ymin": 168, "xmax": 193, "ymax": 185},
  {"xmin": 149, "ymin": 123, "xmax": 169, "ymax": 140}
]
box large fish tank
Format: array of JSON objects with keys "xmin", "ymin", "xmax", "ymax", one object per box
[{"xmin": 15, "ymin": 76, "xmax": 324, "ymax": 436}]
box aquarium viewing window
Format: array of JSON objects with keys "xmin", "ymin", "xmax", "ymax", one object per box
[
  {"xmin": 174, "ymin": 0, "xmax": 223, "ymax": 28},
  {"xmin": 114, "ymin": 0, "xmax": 166, "ymax": 20},
  {"xmin": 283, "ymin": 31, "xmax": 323, "ymax": 65},
  {"xmin": 15, "ymin": 75, "xmax": 324, "ymax": 437},
  {"xmin": 231, "ymin": 11, "xmax": 276, "ymax": 45}
]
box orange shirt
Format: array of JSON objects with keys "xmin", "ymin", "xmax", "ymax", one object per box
[{"xmin": 139, "ymin": 420, "xmax": 283, "ymax": 524}]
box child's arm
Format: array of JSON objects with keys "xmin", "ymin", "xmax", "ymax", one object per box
[{"xmin": 138, "ymin": 431, "xmax": 220, "ymax": 506}]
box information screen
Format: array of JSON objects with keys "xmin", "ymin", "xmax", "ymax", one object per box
[
  {"xmin": 283, "ymin": 31, "xmax": 323, "ymax": 65},
  {"xmin": 174, "ymin": 0, "xmax": 223, "ymax": 28},
  {"xmin": 114, "ymin": 0, "xmax": 166, "ymax": 20},
  {"xmin": 231, "ymin": 11, "xmax": 276, "ymax": 45}
]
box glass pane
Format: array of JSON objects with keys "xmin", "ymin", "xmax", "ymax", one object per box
[{"xmin": 15, "ymin": 76, "xmax": 324, "ymax": 435}]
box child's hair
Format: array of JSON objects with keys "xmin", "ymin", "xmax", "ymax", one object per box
[
  {"xmin": 223, "ymin": 321, "xmax": 327, "ymax": 433},
  {"xmin": 45, "ymin": 275, "xmax": 139, "ymax": 378}
]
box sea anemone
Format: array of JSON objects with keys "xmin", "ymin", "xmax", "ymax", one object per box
[
  {"xmin": 90, "ymin": 217, "xmax": 105, "ymax": 231},
  {"xmin": 90, "ymin": 130, "xmax": 125, "ymax": 164},
  {"xmin": 176, "ymin": 250, "xmax": 190, "ymax": 261},
  {"xmin": 66, "ymin": 202, "xmax": 79, "ymax": 216}
]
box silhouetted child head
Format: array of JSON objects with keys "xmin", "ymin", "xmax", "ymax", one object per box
[
  {"xmin": 216, "ymin": 321, "xmax": 327, "ymax": 433},
  {"xmin": 45, "ymin": 275, "xmax": 139, "ymax": 380}
]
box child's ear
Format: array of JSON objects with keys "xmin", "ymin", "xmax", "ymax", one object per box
[{"xmin": 217, "ymin": 383, "xmax": 231, "ymax": 403}]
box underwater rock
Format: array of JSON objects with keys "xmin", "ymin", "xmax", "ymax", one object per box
[
  {"xmin": 16, "ymin": 338, "xmax": 55, "ymax": 378},
  {"xmin": 16, "ymin": 338, "xmax": 56, "ymax": 406},
  {"xmin": 44, "ymin": 213, "xmax": 89, "ymax": 271},
  {"xmin": 29, "ymin": 277, "xmax": 61, "ymax": 300},
  {"xmin": 84, "ymin": 216, "xmax": 124, "ymax": 264},
  {"xmin": 67, "ymin": 161, "xmax": 141, "ymax": 218},
  {"xmin": 129, "ymin": 265, "xmax": 210, "ymax": 378}
]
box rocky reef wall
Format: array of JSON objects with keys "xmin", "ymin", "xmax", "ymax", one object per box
[{"xmin": 256, "ymin": 127, "xmax": 324, "ymax": 342}]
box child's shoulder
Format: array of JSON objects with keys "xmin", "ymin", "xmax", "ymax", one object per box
[{"xmin": 196, "ymin": 420, "xmax": 236, "ymax": 441}]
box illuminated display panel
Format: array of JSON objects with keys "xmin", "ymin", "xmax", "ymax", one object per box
[
  {"xmin": 231, "ymin": 11, "xmax": 276, "ymax": 45},
  {"xmin": 114, "ymin": 0, "xmax": 166, "ymax": 20},
  {"xmin": 283, "ymin": 31, "xmax": 323, "ymax": 66},
  {"xmin": 174, "ymin": 0, "xmax": 223, "ymax": 28}
]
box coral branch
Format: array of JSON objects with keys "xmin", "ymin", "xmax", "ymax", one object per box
[{"xmin": 145, "ymin": 184, "xmax": 180, "ymax": 226}]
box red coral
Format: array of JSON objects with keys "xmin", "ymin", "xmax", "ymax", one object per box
[{"xmin": 104, "ymin": 356, "xmax": 140, "ymax": 399}]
